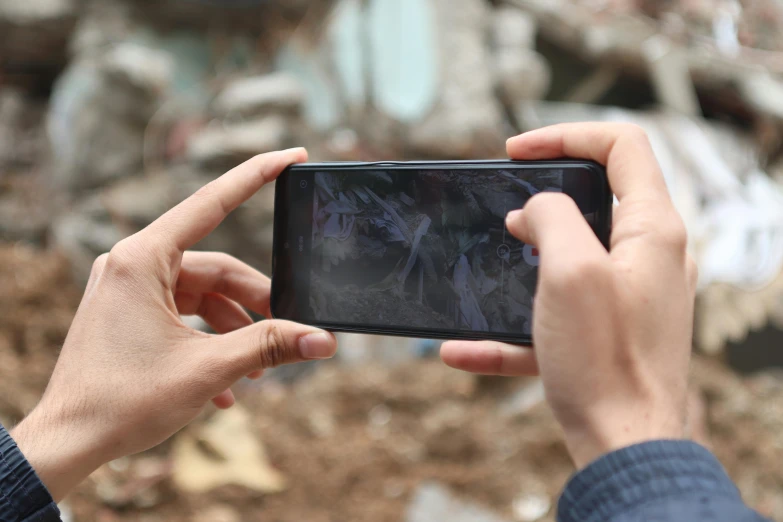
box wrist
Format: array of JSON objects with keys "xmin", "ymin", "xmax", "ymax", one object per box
[
  {"xmin": 562, "ymin": 409, "xmax": 686, "ymax": 470},
  {"xmin": 11, "ymin": 404, "xmax": 106, "ymax": 502}
]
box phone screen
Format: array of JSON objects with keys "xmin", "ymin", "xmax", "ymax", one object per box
[{"xmin": 272, "ymin": 162, "xmax": 610, "ymax": 342}]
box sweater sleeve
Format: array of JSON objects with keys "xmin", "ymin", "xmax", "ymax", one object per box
[
  {"xmin": 558, "ymin": 440, "xmax": 770, "ymax": 522},
  {"xmin": 0, "ymin": 423, "xmax": 60, "ymax": 522}
]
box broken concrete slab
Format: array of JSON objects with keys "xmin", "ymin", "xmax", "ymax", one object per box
[
  {"xmin": 186, "ymin": 116, "xmax": 291, "ymax": 167},
  {"xmin": 213, "ymin": 72, "xmax": 305, "ymax": 118}
]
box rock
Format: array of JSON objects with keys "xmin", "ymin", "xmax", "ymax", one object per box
[
  {"xmin": 172, "ymin": 405, "xmax": 287, "ymax": 494},
  {"xmin": 213, "ymin": 73, "xmax": 305, "ymax": 118},
  {"xmin": 186, "ymin": 116, "xmax": 291, "ymax": 167},
  {"xmin": 101, "ymin": 41, "xmax": 173, "ymax": 95},
  {"xmin": 406, "ymin": 482, "xmax": 513, "ymax": 522}
]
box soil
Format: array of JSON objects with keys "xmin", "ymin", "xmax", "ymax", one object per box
[{"xmin": 3, "ymin": 243, "xmax": 783, "ymax": 521}]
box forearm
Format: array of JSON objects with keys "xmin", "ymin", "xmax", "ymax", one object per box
[
  {"xmin": 10, "ymin": 405, "xmax": 105, "ymax": 503},
  {"xmin": 558, "ymin": 441, "xmax": 771, "ymax": 522}
]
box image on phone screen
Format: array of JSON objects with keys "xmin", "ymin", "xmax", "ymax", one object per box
[{"xmin": 273, "ymin": 163, "xmax": 609, "ymax": 341}]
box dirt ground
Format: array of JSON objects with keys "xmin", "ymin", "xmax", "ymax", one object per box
[{"xmin": 3, "ymin": 243, "xmax": 783, "ymax": 522}]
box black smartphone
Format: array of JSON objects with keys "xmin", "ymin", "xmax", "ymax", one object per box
[{"xmin": 271, "ymin": 160, "xmax": 612, "ymax": 345}]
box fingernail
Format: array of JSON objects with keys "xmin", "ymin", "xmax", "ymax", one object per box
[
  {"xmin": 282, "ymin": 147, "xmax": 306, "ymax": 154},
  {"xmin": 506, "ymin": 209, "xmax": 524, "ymax": 223},
  {"xmin": 299, "ymin": 332, "xmax": 336, "ymax": 360}
]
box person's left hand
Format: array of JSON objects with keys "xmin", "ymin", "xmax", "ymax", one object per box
[{"xmin": 11, "ymin": 148, "xmax": 337, "ymax": 502}]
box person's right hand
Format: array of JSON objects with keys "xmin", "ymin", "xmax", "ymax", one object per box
[{"xmin": 441, "ymin": 123, "xmax": 698, "ymax": 469}]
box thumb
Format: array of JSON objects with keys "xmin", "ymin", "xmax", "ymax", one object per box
[
  {"xmin": 202, "ymin": 320, "xmax": 337, "ymax": 384},
  {"xmin": 506, "ymin": 192, "xmax": 599, "ymax": 248},
  {"xmin": 506, "ymin": 192, "xmax": 608, "ymax": 275}
]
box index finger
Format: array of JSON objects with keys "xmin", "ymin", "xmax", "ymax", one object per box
[
  {"xmin": 145, "ymin": 148, "xmax": 307, "ymax": 253},
  {"xmin": 507, "ymin": 123, "xmax": 670, "ymax": 204}
]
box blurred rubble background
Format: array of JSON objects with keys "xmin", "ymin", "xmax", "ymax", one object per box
[{"xmin": 2, "ymin": 0, "xmax": 783, "ymax": 520}]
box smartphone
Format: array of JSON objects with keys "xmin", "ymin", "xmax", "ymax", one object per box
[{"xmin": 271, "ymin": 160, "xmax": 612, "ymax": 345}]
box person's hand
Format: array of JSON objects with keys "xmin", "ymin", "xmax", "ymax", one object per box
[
  {"xmin": 11, "ymin": 148, "xmax": 337, "ymax": 501},
  {"xmin": 440, "ymin": 123, "xmax": 697, "ymax": 469}
]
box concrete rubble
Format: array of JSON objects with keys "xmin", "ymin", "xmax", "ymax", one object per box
[{"xmin": 3, "ymin": 0, "xmax": 783, "ymax": 519}]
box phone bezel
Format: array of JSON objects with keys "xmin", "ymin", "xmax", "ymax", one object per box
[{"xmin": 271, "ymin": 159, "xmax": 612, "ymax": 345}]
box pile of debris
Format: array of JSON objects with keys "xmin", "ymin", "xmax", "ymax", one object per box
[
  {"xmin": 2, "ymin": 1, "xmax": 783, "ymax": 517},
  {"xmin": 3, "ymin": 246, "xmax": 783, "ymax": 521}
]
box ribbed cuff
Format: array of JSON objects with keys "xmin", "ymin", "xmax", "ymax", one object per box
[
  {"xmin": 558, "ymin": 440, "xmax": 740, "ymax": 522},
  {"xmin": 0, "ymin": 423, "xmax": 60, "ymax": 522}
]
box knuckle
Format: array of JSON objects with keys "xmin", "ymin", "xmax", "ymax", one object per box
[
  {"xmin": 525, "ymin": 192, "xmax": 575, "ymax": 216},
  {"xmin": 658, "ymin": 214, "xmax": 688, "ymax": 252},
  {"xmin": 192, "ymin": 180, "xmax": 228, "ymax": 214},
  {"xmin": 618, "ymin": 123, "xmax": 650, "ymax": 145},
  {"xmin": 257, "ymin": 323, "xmax": 296, "ymax": 369},
  {"xmin": 90, "ymin": 253, "xmax": 109, "ymax": 277},
  {"xmin": 212, "ymin": 253, "xmax": 235, "ymax": 282},
  {"xmin": 105, "ymin": 240, "xmax": 139, "ymax": 278},
  {"xmin": 548, "ymin": 257, "xmax": 608, "ymax": 293}
]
